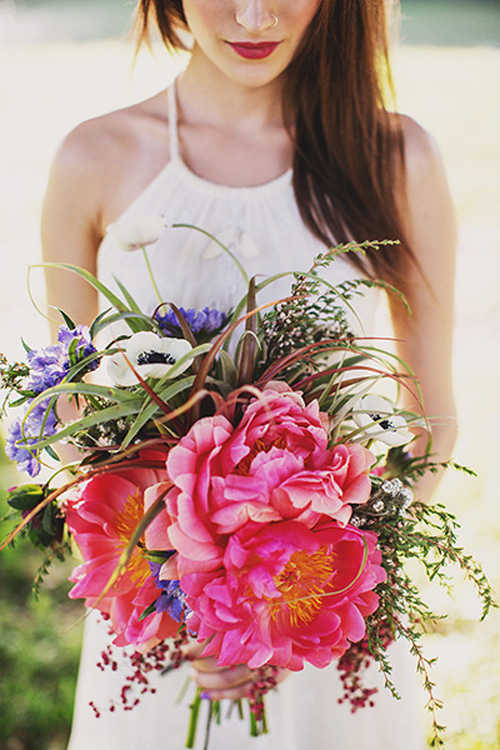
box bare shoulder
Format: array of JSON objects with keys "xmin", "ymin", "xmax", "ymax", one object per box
[
  {"xmin": 58, "ymin": 92, "xmax": 168, "ymax": 169},
  {"xmin": 396, "ymin": 115, "xmax": 456, "ymax": 246},
  {"xmin": 398, "ymin": 114, "xmax": 448, "ymax": 191},
  {"xmin": 393, "ymin": 114, "xmax": 456, "ymax": 290},
  {"xmin": 48, "ymin": 90, "xmax": 170, "ymax": 233},
  {"xmin": 42, "ymin": 91, "xmax": 172, "ymax": 327}
]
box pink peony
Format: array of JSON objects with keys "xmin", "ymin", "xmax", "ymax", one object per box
[
  {"xmin": 66, "ymin": 454, "xmax": 179, "ymax": 648},
  {"xmin": 166, "ymin": 387, "xmax": 374, "ymax": 572},
  {"xmin": 182, "ymin": 520, "xmax": 386, "ymax": 670}
]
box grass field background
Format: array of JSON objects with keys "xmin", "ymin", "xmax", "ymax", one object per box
[{"xmin": 1, "ymin": 2, "xmax": 499, "ymax": 748}]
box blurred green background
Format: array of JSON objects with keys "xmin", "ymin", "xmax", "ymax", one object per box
[
  {"xmin": 2, "ymin": 0, "xmax": 500, "ymax": 45},
  {"xmin": 1, "ymin": 1, "xmax": 499, "ymax": 748}
]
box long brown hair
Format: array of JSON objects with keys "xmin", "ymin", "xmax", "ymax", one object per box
[{"xmin": 134, "ymin": 0, "xmax": 411, "ymax": 283}]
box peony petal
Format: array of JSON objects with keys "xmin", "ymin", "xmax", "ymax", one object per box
[
  {"xmin": 143, "ymin": 482, "xmax": 173, "ymax": 550},
  {"xmin": 212, "ymin": 501, "xmax": 281, "ymax": 534},
  {"xmin": 341, "ymin": 472, "xmax": 372, "ymax": 506}
]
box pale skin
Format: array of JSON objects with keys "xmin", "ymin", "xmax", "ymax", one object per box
[{"xmin": 42, "ymin": 0, "xmax": 457, "ymax": 702}]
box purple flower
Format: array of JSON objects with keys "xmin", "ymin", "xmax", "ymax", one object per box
[
  {"xmin": 26, "ymin": 344, "xmax": 67, "ymax": 394},
  {"xmin": 155, "ymin": 306, "xmax": 227, "ymax": 342},
  {"xmin": 25, "ymin": 325, "xmax": 99, "ymax": 396},
  {"xmin": 6, "ymin": 325, "xmax": 98, "ymax": 477},
  {"xmin": 6, "ymin": 405, "xmax": 57, "ymax": 477},
  {"xmin": 149, "ymin": 561, "xmax": 190, "ymax": 623},
  {"xmin": 57, "ymin": 325, "xmax": 99, "ymax": 371}
]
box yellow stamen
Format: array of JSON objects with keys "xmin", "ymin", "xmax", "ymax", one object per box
[
  {"xmin": 115, "ymin": 489, "xmax": 150, "ymax": 587},
  {"xmin": 270, "ymin": 546, "xmax": 336, "ymax": 627}
]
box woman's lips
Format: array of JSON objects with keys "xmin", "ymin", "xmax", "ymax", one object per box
[{"xmin": 227, "ymin": 42, "xmax": 280, "ymax": 60}]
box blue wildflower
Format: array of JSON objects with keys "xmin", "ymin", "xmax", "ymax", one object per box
[
  {"xmin": 6, "ymin": 419, "xmax": 41, "ymax": 476},
  {"xmin": 149, "ymin": 561, "xmax": 191, "ymax": 623},
  {"xmin": 6, "ymin": 325, "xmax": 99, "ymax": 476},
  {"xmin": 6, "ymin": 404, "xmax": 57, "ymax": 477},
  {"xmin": 26, "ymin": 344, "xmax": 67, "ymax": 394},
  {"xmin": 25, "ymin": 325, "xmax": 99, "ymax": 396},
  {"xmin": 155, "ymin": 306, "xmax": 228, "ymax": 343},
  {"xmin": 57, "ymin": 325, "xmax": 100, "ymax": 372}
]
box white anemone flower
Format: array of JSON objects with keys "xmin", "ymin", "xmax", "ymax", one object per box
[
  {"xmin": 107, "ymin": 332, "xmax": 192, "ymax": 386},
  {"xmin": 353, "ymin": 394, "xmax": 413, "ymax": 447},
  {"xmin": 106, "ymin": 215, "xmax": 166, "ymax": 252}
]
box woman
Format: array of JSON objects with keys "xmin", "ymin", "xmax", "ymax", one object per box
[{"xmin": 42, "ymin": 1, "xmax": 457, "ymax": 748}]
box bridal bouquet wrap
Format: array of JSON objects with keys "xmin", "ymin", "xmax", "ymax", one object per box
[{"xmin": 0, "ymin": 222, "xmax": 495, "ymax": 747}]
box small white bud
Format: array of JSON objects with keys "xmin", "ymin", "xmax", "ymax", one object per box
[{"xmin": 106, "ymin": 216, "xmax": 166, "ymax": 252}]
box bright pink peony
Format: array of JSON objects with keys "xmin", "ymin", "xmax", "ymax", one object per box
[
  {"xmin": 182, "ymin": 520, "xmax": 386, "ymax": 670},
  {"xmin": 166, "ymin": 387, "xmax": 374, "ymax": 572},
  {"xmin": 66, "ymin": 454, "xmax": 179, "ymax": 648}
]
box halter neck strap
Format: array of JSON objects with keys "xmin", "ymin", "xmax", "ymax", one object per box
[{"xmin": 167, "ymin": 79, "xmax": 180, "ymax": 161}]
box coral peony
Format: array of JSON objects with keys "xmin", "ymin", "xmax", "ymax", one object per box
[
  {"xmin": 166, "ymin": 387, "xmax": 374, "ymax": 572},
  {"xmin": 182, "ymin": 520, "xmax": 386, "ymax": 671},
  {"xmin": 66, "ymin": 455, "xmax": 179, "ymax": 648}
]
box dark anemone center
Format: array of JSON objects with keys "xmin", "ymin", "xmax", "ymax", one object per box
[
  {"xmin": 137, "ymin": 350, "xmax": 176, "ymax": 366},
  {"xmin": 368, "ymin": 412, "xmax": 395, "ymax": 431}
]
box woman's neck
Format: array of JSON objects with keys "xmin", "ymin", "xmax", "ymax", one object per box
[
  {"xmin": 172, "ymin": 47, "xmax": 294, "ymax": 187},
  {"xmin": 178, "ymin": 49, "xmax": 287, "ymax": 136}
]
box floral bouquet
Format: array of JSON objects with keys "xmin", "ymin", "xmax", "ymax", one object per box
[{"xmin": 0, "ymin": 222, "xmax": 495, "ymax": 748}]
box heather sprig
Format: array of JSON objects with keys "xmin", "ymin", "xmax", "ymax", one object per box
[
  {"xmin": 259, "ymin": 286, "xmax": 352, "ymax": 372},
  {"xmin": 0, "ymin": 353, "xmax": 30, "ymax": 408},
  {"xmin": 257, "ymin": 253, "xmax": 378, "ymax": 373},
  {"xmin": 342, "ymin": 488, "xmax": 497, "ymax": 744}
]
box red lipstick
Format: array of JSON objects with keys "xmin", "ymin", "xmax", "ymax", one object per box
[{"xmin": 228, "ymin": 42, "xmax": 280, "ymax": 60}]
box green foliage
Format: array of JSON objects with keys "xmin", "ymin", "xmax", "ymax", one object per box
[
  {"xmin": 0, "ymin": 446, "xmax": 81, "ymax": 750},
  {"xmin": 5, "ymin": 483, "xmax": 69, "ymax": 556},
  {"xmin": 363, "ymin": 496, "xmax": 497, "ymax": 747}
]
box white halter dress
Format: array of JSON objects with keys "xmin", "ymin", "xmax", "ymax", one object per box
[{"xmin": 67, "ymin": 82, "xmax": 426, "ymax": 750}]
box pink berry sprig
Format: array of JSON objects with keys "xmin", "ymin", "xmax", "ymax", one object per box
[{"xmin": 248, "ymin": 665, "xmax": 279, "ymax": 722}]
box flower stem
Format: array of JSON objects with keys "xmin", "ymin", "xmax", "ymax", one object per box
[
  {"xmin": 175, "ymin": 674, "xmax": 192, "ymax": 705},
  {"xmin": 141, "ymin": 246, "xmax": 163, "ymax": 305},
  {"xmin": 249, "ymin": 710, "xmax": 258, "ymax": 737},
  {"xmin": 203, "ymin": 701, "xmax": 218, "ymax": 750},
  {"xmin": 186, "ymin": 688, "xmax": 202, "ymax": 748}
]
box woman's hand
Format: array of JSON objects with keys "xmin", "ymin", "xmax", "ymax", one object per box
[{"xmin": 183, "ymin": 642, "xmax": 289, "ymax": 701}]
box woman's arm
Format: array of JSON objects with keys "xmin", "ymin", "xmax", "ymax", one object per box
[
  {"xmin": 390, "ymin": 116, "xmax": 458, "ymax": 499},
  {"xmin": 41, "ymin": 122, "xmax": 110, "ymax": 335},
  {"xmin": 41, "ymin": 101, "xmax": 167, "ymax": 335},
  {"xmin": 40, "ymin": 121, "xmax": 115, "ymax": 444}
]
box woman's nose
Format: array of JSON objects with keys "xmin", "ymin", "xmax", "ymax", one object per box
[{"xmin": 234, "ymin": 1, "xmax": 279, "ymax": 33}]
